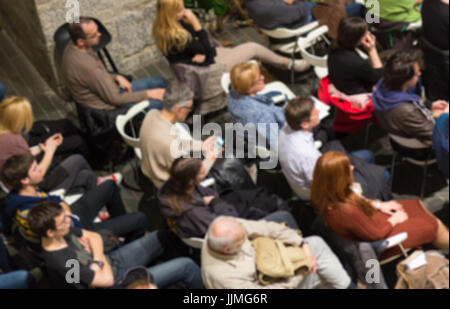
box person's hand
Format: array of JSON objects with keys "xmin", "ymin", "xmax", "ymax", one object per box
[
  {"xmin": 302, "ymin": 243, "xmax": 317, "ymax": 274},
  {"xmin": 115, "ymin": 75, "xmax": 132, "ymax": 93},
  {"xmin": 202, "ymin": 136, "xmax": 221, "ymax": 159},
  {"xmin": 182, "ymin": 9, "xmax": 199, "ymax": 26},
  {"xmin": 283, "ymin": 0, "xmax": 295, "ymax": 4},
  {"xmin": 43, "ymin": 133, "xmax": 63, "ymax": 152},
  {"xmin": 432, "ymin": 100, "xmax": 449, "ymax": 117},
  {"xmin": 361, "ymin": 32, "xmax": 377, "ymax": 52},
  {"xmin": 203, "ymin": 196, "xmax": 216, "ymax": 206},
  {"xmin": 387, "ymin": 210, "xmax": 408, "ymax": 227},
  {"xmin": 146, "ymin": 88, "xmax": 166, "ymax": 101},
  {"xmin": 379, "ymin": 200, "xmax": 404, "ymax": 215},
  {"xmin": 192, "ymin": 54, "xmax": 206, "ymax": 64}
]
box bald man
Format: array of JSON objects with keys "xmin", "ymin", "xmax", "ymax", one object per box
[{"xmin": 201, "ymin": 216, "xmax": 357, "ymax": 289}]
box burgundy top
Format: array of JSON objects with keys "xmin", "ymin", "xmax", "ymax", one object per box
[{"xmin": 324, "ymin": 199, "xmax": 439, "ymax": 258}]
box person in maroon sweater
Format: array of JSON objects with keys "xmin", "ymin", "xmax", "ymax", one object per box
[{"xmin": 310, "ymin": 151, "xmax": 449, "ymax": 259}]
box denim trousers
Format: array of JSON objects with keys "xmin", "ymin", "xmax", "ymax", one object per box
[
  {"xmin": 304, "ymin": 2, "xmax": 366, "ymax": 24},
  {"xmin": 0, "ymin": 271, "xmax": 30, "ymax": 289},
  {"xmin": 263, "ymin": 210, "xmax": 300, "ymax": 230},
  {"xmin": 70, "ymin": 180, "xmax": 148, "ymax": 243},
  {"xmin": 120, "ymin": 77, "xmax": 166, "ymax": 111},
  {"xmin": 351, "ymin": 150, "xmax": 391, "ymax": 184},
  {"xmin": 0, "ymin": 82, "xmax": 5, "ymax": 102},
  {"xmin": 110, "ymin": 231, "xmax": 204, "ymax": 289}
]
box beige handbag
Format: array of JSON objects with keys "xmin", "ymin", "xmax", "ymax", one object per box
[{"xmin": 251, "ymin": 237, "xmax": 312, "ymax": 285}]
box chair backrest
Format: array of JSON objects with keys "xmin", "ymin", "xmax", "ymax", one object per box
[
  {"xmin": 388, "ymin": 133, "xmax": 430, "ymax": 150},
  {"xmin": 298, "ymin": 25, "xmax": 330, "ymax": 68},
  {"xmin": 181, "ymin": 237, "xmax": 204, "ymax": 249},
  {"xmin": 115, "ymin": 100, "xmax": 149, "ymax": 149},
  {"xmin": 260, "ymin": 21, "xmax": 320, "ymax": 40}
]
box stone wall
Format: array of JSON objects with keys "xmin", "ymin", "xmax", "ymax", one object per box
[{"xmin": 1, "ymin": 0, "xmax": 163, "ymax": 96}]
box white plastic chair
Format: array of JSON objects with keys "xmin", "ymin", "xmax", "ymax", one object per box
[
  {"xmin": 115, "ymin": 100, "xmax": 149, "ymax": 160},
  {"xmin": 181, "ymin": 237, "xmax": 204, "ymax": 249},
  {"xmin": 389, "ymin": 133, "xmax": 437, "ymax": 199},
  {"xmin": 298, "ymin": 25, "xmax": 330, "ymax": 79}
]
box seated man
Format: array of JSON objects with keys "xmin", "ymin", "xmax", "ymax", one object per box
[
  {"xmin": 62, "ymin": 16, "xmax": 166, "ymax": 112},
  {"xmin": 373, "ymin": 50, "xmax": 449, "ymax": 147},
  {"xmin": 279, "ymin": 96, "xmax": 391, "ymax": 201},
  {"xmin": 244, "ymin": 0, "xmax": 364, "ymax": 30},
  {"xmin": 27, "ymin": 201, "xmax": 204, "ymax": 289},
  {"xmin": 201, "ymin": 216, "xmax": 359, "ymax": 289},
  {"xmin": 1, "ymin": 153, "xmax": 148, "ymax": 247}
]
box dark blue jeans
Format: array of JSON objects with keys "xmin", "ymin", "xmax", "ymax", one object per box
[
  {"xmin": 110, "ymin": 231, "xmax": 204, "ymax": 289},
  {"xmin": 304, "ymin": 2, "xmax": 365, "ymax": 24},
  {"xmin": 351, "ymin": 150, "xmax": 391, "ymax": 184},
  {"xmin": 120, "ymin": 77, "xmax": 166, "ymax": 111},
  {"xmin": 70, "ymin": 180, "xmax": 148, "ymax": 243},
  {"xmin": 0, "ymin": 82, "xmax": 5, "ymax": 102},
  {"xmin": 0, "ymin": 271, "xmax": 30, "ymax": 289},
  {"xmin": 264, "ymin": 210, "xmax": 300, "ymax": 230}
]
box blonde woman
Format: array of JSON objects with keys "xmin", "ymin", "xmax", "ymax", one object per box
[
  {"xmin": 0, "ymin": 96, "xmax": 117, "ymax": 193},
  {"xmin": 152, "ymin": 0, "xmax": 310, "ymax": 72}
]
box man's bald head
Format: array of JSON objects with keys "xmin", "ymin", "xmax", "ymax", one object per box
[{"xmin": 207, "ymin": 217, "xmax": 246, "ymax": 255}]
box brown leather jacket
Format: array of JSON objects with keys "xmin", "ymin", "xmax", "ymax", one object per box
[{"xmin": 374, "ymin": 102, "xmax": 435, "ymax": 146}]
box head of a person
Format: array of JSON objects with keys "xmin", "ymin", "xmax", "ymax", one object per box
[
  {"xmin": 1, "ymin": 153, "xmax": 43, "ymax": 192},
  {"xmin": 68, "ymin": 17, "xmax": 101, "ymax": 49},
  {"xmin": 0, "ymin": 96, "xmax": 33, "ymax": 135},
  {"xmin": 310, "ymin": 151, "xmax": 374, "ymax": 217},
  {"xmin": 153, "ymin": 0, "xmax": 191, "ymax": 54},
  {"xmin": 383, "ymin": 50, "xmax": 424, "ymax": 92},
  {"xmin": 230, "ymin": 63, "xmax": 265, "ymax": 95},
  {"xmin": 336, "ymin": 17, "xmax": 369, "ymax": 50},
  {"xmin": 27, "ymin": 201, "xmax": 70, "ymax": 240},
  {"xmin": 207, "ymin": 217, "xmax": 247, "ymax": 255},
  {"xmin": 166, "ymin": 157, "xmax": 206, "ymax": 216},
  {"xmin": 162, "ymin": 81, "xmax": 194, "ymax": 122},
  {"xmin": 116, "ymin": 267, "xmax": 157, "ymax": 290},
  {"xmin": 284, "ymin": 96, "xmax": 320, "ymax": 132}
]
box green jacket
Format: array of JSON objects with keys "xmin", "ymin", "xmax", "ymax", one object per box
[{"xmin": 366, "ymin": 0, "xmax": 421, "ymax": 23}]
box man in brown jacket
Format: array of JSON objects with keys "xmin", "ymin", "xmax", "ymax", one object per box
[{"xmin": 61, "ymin": 17, "xmax": 166, "ymax": 111}]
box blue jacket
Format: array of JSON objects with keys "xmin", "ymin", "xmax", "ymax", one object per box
[
  {"xmin": 227, "ymin": 90, "xmax": 285, "ymax": 149},
  {"xmin": 433, "ymin": 113, "xmax": 449, "ymax": 179}
]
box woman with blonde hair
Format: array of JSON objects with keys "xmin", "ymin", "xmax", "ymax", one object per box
[
  {"xmin": 310, "ymin": 151, "xmax": 449, "ymax": 259},
  {"xmin": 152, "ymin": 0, "xmax": 310, "ymax": 72},
  {"xmin": 0, "ymin": 96, "xmax": 116, "ymax": 193}
]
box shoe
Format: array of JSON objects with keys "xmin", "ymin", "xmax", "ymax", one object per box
[
  {"xmin": 288, "ymin": 59, "xmax": 312, "ymax": 72},
  {"xmin": 97, "ymin": 172, "xmax": 123, "ymax": 186}
]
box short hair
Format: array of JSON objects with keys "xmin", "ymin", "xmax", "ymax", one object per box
[
  {"xmin": 68, "ymin": 17, "xmax": 94, "ymax": 44},
  {"xmin": 383, "ymin": 50, "xmax": 424, "ymax": 91},
  {"xmin": 162, "ymin": 80, "xmax": 194, "ymax": 111},
  {"xmin": 284, "ymin": 97, "xmax": 315, "ymax": 131},
  {"xmin": 207, "ymin": 217, "xmax": 242, "ymax": 253},
  {"xmin": 27, "ymin": 201, "xmax": 64, "ymax": 239},
  {"xmin": 230, "ymin": 63, "xmax": 259, "ymax": 95},
  {"xmin": 0, "ymin": 96, "xmax": 33, "ymax": 135},
  {"xmin": 336, "ymin": 17, "xmax": 368, "ymax": 49},
  {"xmin": 1, "ymin": 153, "xmax": 35, "ymax": 191}
]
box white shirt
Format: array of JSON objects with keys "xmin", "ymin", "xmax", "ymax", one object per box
[{"xmin": 278, "ymin": 125, "xmax": 322, "ymax": 189}]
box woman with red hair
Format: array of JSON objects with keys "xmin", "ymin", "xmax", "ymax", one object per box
[{"xmin": 310, "ymin": 151, "xmax": 448, "ymax": 259}]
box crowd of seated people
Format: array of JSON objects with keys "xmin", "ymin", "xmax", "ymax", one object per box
[{"xmin": 0, "ymin": 0, "xmax": 449, "ymax": 290}]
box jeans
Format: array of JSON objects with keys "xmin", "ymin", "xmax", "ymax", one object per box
[
  {"xmin": 351, "ymin": 150, "xmax": 391, "ymax": 184},
  {"xmin": 304, "ymin": 2, "xmax": 365, "ymax": 24},
  {"xmin": 0, "ymin": 271, "xmax": 30, "ymax": 289},
  {"xmin": 120, "ymin": 76, "xmax": 166, "ymax": 111},
  {"xmin": 110, "ymin": 231, "xmax": 204, "ymax": 289},
  {"xmin": 70, "ymin": 180, "xmax": 148, "ymax": 243},
  {"xmin": 263, "ymin": 210, "xmax": 300, "ymax": 230},
  {"xmin": 0, "ymin": 82, "xmax": 5, "ymax": 102}
]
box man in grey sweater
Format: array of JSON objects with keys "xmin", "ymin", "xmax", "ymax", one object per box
[{"xmin": 61, "ymin": 17, "xmax": 165, "ymax": 111}]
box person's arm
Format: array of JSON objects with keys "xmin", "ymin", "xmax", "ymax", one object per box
[
  {"xmin": 179, "ymin": 18, "xmax": 216, "ymax": 65},
  {"xmin": 239, "ymin": 219, "xmax": 303, "ymax": 246},
  {"xmin": 37, "ymin": 134, "xmax": 63, "ymax": 177},
  {"xmin": 398, "ymin": 106, "xmax": 436, "ymax": 146}
]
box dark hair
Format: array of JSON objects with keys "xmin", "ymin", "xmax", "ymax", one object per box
[
  {"xmin": 68, "ymin": 17, "xmax": 94, "ymax": 44},
  {"xmin": 1, "ymin": 152, "xmax": 35, "ymax": 191},
  {"xmin": 383, "ymin": 49, "xmax": 424, "ymax": 91},
  {"xmin": 27, "ymin": 201, "xmax": 64, "ymax": 239},
  {"xmin": 165, "ymin": 157, "xmax": 203, "ymax": 216},
  {"xmin": 335, "ymin": 17, "xmax": 368, "ymax": 50},
  {"xmin": 284, "ymin": 97, "xmax": 315, "ymax": 131}
]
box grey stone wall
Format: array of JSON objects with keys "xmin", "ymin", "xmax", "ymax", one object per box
[{"xmin": 2, "ymin": 0, "xmax": 163, "ymax": 96}]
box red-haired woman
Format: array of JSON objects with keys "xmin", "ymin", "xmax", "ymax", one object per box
[{"xmin": 310, "ymin": 151, "xmax": 449, "ymax": 259}]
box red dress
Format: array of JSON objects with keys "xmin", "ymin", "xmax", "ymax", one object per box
[{"xmin": 324, "ymin": 199, "xmax": 439, "ymax": 259}]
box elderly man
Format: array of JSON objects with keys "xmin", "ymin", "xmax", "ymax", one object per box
[
  {"xmin": 61, "ymin": 16, "xmax": 166, "ymax": 112},
  {"xmin": 201, "ymin": 216, "xmax": 358, "ymax": 289}
]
